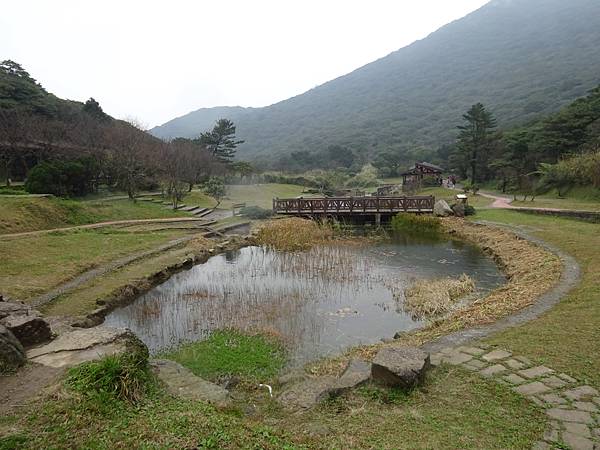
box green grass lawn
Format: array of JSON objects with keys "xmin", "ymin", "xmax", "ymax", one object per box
[
  {"xmin": 474, "ymin": 209, "xmax": 600, "ymax": 386},
  {"xmin": 162, "ymin": 330, "xmax": 287, "ymax": 383},
  {"xmin": 0, "ymin": 197, "xmax": 187, "ymax": 234},
  {"xmin": 221, "ymin": 183, "xmax": 306, "ymax": 209},
  {"xmin": 0, "ymin": 228, "xmax": 190, "ymax": 301},
  {"xmin": 1, "ymin": 364, "xmax": 545, "ymax": 449}
]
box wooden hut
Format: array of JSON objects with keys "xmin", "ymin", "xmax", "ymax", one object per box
[{"xmin": 401, "ymin": 162, "xmax": 444, "ymax": 185}]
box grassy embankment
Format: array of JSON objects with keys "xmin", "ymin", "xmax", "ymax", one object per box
[
  {"xmin": 6, "ymin": 190, "xmax": 600, "ymax": 448},
  {"xmin": 474, "ymin": 209, "xmax": 600, "ymax": 386},
  {"xmin": 0, "ymin": 184, "xmax": 303, "ymax": 316},
  {"xmin": 509, "ymin": 186, "xmax": 600, "ymax": 210},
  {"xmin": 1, "ymin": 331, "xmax": 545, "ymax": 449}
]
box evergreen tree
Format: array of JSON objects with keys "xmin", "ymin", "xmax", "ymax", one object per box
[
  {"xmin": 456, "ymin": 103, "xmax": 497, "ymax": 183},
  {"xmin": 83, "ymin": 97, "xmax": 109, "ymax": 121},
  {"xmin": 196, "ymin": 119, "xmax": 244, "ymax": 164}
]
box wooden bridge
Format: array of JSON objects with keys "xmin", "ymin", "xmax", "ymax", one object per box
[{"xmin": 272, "ymin": 196, "xmax": 435, "ymax": 219}]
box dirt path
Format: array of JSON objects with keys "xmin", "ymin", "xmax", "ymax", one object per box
[
  {"xmin": 478, "ymin": 191, "xmax": 515, "ymax": 208},
  {"xmin": 0, "ymin": 364, "xmax": 65, "ymax": 417},
  {"xmin": 0, "ymin": 217, "xmax": 209, "ymax": 241}
]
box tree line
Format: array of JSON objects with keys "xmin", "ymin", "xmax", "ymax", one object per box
[{"xmin": 0, "ymin": 60, "xmax": 246, "ymax": 205}]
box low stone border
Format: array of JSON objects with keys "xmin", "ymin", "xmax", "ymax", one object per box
[
  {"xmin": 422, "ymin": 221, "xmax": 581, "ymax": 353},
  {"xmin": 432, "ymin": 345, "xmax": 599, "ymax": 450}
]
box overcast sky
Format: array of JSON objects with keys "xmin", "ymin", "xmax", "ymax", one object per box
[{"xmin": 2, "ymin": 0, "xmax": 489, "ymax": 127}]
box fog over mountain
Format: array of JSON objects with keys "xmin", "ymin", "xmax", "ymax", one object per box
[{"xmin": 151, "ymin": 0, "xmax": 600, "ymax": 164}]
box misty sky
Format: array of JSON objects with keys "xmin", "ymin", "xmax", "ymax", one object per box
[{"xmin": 2, "ymin": 0, "xmax": 489, "ymax": 127}]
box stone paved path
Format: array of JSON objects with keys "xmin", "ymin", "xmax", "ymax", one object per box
[{"xmin": 432, "ymin": 344, "xmax": 600, "ymax": 450}]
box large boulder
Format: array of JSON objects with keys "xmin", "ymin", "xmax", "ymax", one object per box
[
  {"xmin": 433, "ymin": 200, "xmax": 454, "ymax": 217},
  {"xmin": 26, "ymin": 326, "xmax": 146, "ymax": 368},
  {"xmin": 150, "ymin": 359, "xmax": 230, "ymax": 407},
  {"xmin": 371, "ymin": 347, "xmax": 431, "ymax": 389},
  {"xmin": 0, "ymin": 324, "xmax": 26, "ymax": 372},
  {"xmin": 0, "ymin": 301, "xmax": 52, "ymax": 348},
  {"xmin": 1, "ymin": 315, "xmax": 51, "ymax": 348},
  {"xmin": 452, "ymin": 202, "xmax": 466, "ymax": 218}
]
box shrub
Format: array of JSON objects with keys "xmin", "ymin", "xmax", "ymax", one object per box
[
  {"xmin": 66, "ymin": 352, "xmax": 152, "ymax": 403},
  {"xmin": 239, "ymin": 205, "xmax": 274, "ymax": 219},
  {"xmin": 25, "ymin": 158, "xmax": 98, "ymax": 197},
  {"xmin": 390, "ymin": 213, "xmax": 441, "ymax": 234}
]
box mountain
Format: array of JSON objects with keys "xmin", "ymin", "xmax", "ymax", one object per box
[{"xmin": 151, "ymin": 0, "xmax": 600, "ymax": 165}]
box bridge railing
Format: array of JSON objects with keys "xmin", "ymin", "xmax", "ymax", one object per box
[{"xmin": 272, "ymin": 196, "xmax": 435, "ymax": 215}]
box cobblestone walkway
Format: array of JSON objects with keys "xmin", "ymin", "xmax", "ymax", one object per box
[{"xmin": 432, "ymin": 345, "xmax": 600, "ymax": 450}]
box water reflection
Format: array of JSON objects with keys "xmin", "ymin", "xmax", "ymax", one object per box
[{"xmin": 105, "ymin": 238, "xmax": 504, "ymax": 365}]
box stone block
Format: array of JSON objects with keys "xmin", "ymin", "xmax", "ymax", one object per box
[
  {"xmin": 546, "ymin": 408, "xmax": 594, "ymax": 424},
  {"xmin": 371, "ymin": 347, "xmax": 430, "ymax": 389},
  {"xmin": 564, "ymin": 386, "xmax": 599, "ymax": 402},
  {"xmin": 481, "ymin": 349, "xmax": 511, "ymax": 361},
  {"xmin": 518, "ymin": 366, "xmax": 554, "ymax": 379},
  {"xmin": 514, "ymin": 381, "xmax": 552, "ymax": 396},
  {"xmin": 479, "ymin": 364, "xmax": 507, "ymax": 377}
]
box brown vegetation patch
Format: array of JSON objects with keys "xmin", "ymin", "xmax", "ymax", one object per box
[
  {"xmin": 308, "ymin": 218, "xmax": 562, "ymax": 375},
  {"xmin": 254, "ymin": 218, "xmax": 334, "ymax": 251},
  {"xmin": 402, "ymin": 274, "xmax": 475, "ymax": 319}
]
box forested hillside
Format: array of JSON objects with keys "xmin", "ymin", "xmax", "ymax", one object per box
[{"xmin": 151, "ymin": 0, "xmax": 600, "ymax": 167}]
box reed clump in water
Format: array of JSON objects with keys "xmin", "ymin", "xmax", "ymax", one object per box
[
  {"xmin": 402, "ymin": 274, "xmax": 475, "ymax": 319},
  {"xmin": 254, "ymin": 218, "xmax": 334, "ymax": 251}
]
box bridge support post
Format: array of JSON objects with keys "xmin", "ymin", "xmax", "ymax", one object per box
[{"xmin": 375, "ymin": 213, "xmax": 381, "ymax": 227}]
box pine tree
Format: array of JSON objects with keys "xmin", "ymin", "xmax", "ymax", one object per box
[
  {"xmin": 195, "ymin": 119, "xmax": 244, "ymax": 164},
  {"xmin": 456, "ymin": 103, "xmax": 497, "ymax": 184}
]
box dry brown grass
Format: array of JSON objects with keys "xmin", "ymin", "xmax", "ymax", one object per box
[
  {"xmin": 254, "ymin": 217, "xmax": 334, "ymax": 251},
  {"xmin": 308, "ymin": 218, "xmax": 562, "ymax": 375},
  {"xmin": 402, "ymin": 274, "xmax": 475, "ymax": 319}
]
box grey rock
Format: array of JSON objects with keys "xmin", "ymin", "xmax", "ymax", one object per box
[
  {"xmin": 479, "ymin": 364, "xmax": 507, "ymax": 377},
  {"xmin": 573, "ymin": 401, "xmax": 598, "ymax": 412},
  {"xmin": 433, "ymin": 200, "xmax": 454, "ymax": 217},
  {"xmin": 27, "ymin": 326, "xmax": 146, "ymax": 368},
  {"xmin": 0, "ymin": 301, "xmax": 31, "ymax": 319},
  {"xmin": 1, "ymin": 315, "xmax": 51, "ymax": 347},
  {"xmin": 518, "ymin": 365, "xmax": 554, "ymax": 379},
  {"xmin": 371, "ymin": 347, "xmax": 430, "ymax": 389},
  {"xmin": 546, "ymin": 408, "xmax": 594, "ymax": 424},
  {"xmin": 451, "ymin": 202, "xmax": 465, "ymax": 217},
  {"xmin": 0, "ymin": 324, "xmax": 25, "ymax": 372},
  {"xmin": 150, "ymin": 359, "xmax": 230, "ymax": 407},
  {"xmin": 539, "ymin": 393, "xmax": 567, "ymax": 405},
  {"xmin": 441, "ymin": 351, "xmax": 473, "ymax": 365},
  {"xmin": 0, "ymin": 301, "xmax": 52, "ymax": 347},
  {"xmin": 514, "ymin": 381, "xmax": 552, "ymax": 396},
  {"xmin": 563, "ymin": 422, "xmax": 591, "ymax": 438},
  {"xmin": 504, "ymin": 373, "xmax": 527, "ymax": 385},
  {"xmin": 481, "ymin": 349, "xmax": 512, "ymax": 361},
  {"xmin": 564, "ymin": 386, "xmax": 599, "ymax": 402},
  {"xmin": 278, "ymin": 376, "xmax": 339, "ymax": 410},
  {"xmin": 561, "ymin": 432, "xmax": 594, "ymax": 450},
  {"xmin": 336, "ymin": 359, "xmax": 371, "ymax": 390}
]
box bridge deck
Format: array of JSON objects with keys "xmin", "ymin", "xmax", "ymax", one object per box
[{"xmin": 273, "ymin": 196, "xmax": 435, "ymax": 216}]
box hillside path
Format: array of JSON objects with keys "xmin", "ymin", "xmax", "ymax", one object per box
[{"xmin": 0, "ymin": 217, "xmax": 209, "ymax": 241}]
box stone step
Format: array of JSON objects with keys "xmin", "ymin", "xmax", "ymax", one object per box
[
  {"xmin": 191, "ymin": 208, "xmax": 209, "ymax": 216},
  {"xmin": 197, "ymin": 208, "xmax": 214, "ymax": 217},
  {"xmin": 180, "ymin": 205, "xmax": 200, "ymax": 212}
]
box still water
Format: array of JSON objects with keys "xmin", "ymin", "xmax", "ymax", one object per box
[{"xmin": 105, "ymin": 237, "xmax": 504, "ymax": 365}]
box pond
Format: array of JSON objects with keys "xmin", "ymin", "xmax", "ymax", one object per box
[{"xmin": 104, "ymin": 236, "xmax": 505, "ymax": 365}]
